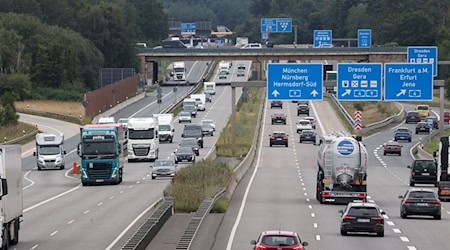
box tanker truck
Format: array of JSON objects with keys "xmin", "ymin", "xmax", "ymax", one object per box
[{"xmin": 316, "ymin": 132, "xmax": 368, "ymax": 204}]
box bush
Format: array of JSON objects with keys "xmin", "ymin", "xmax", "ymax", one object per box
[
  {"xmin": 30, "ymin": 87, "xmax": 83, "ymax": 101},
  {"xmin": 353, "ymin": 102, "xmax": 365, "ymax": 111},
  {"xmin": 211, "ymin": 197, "xmax": 229, "ymax": 213}
]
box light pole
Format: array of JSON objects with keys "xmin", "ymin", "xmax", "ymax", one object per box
[{"xmin": 293, "ymin": 25, "xmax": 298, "ymax": 48}]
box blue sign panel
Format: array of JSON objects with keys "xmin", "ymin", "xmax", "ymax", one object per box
[
  {"xmin": 384, "ymin": 63, "xmax": 433, "ymax": 101},
  {"xmin": 408, "ymin": 46, "xmax": 438, "ymax": 77},
  {"xmin": 337, "ymin": 140, "xmax": 354, "ymax": 156},
  {"xmin": 267, "ymin": 64, "xmax": 323, "ymax": 101},
  {"xmin": 337, "ymin": 63, "xmax": 382, "ymax": 101},
  {"xmin": 181, "ymin": 23, "xmax": 196, "ymax": 35},
  {"xmin": 358, "ymin": 29, "xmax": 372, "ymax": 48},
  {"xmin": 261, "ymin": 18, "xmax": 292, "ymax": 33},
  {"xmin": 314, "ymin": 30, "xmax": 333, "ymax": 48}
]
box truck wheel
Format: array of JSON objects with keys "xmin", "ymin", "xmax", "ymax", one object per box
[
  {"xmin": 60, "ymin": 165, "xmax": 65, "ymax": 170},
  {"xmin": 2, "ymin": 224, "xmax": 10, "ymax": 250},
  {"xmin": 9, "ymin": 219, "xmax": 19, "ymax": 245}
]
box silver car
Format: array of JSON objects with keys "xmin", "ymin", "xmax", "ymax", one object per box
[
  {"xmin": 151, "ymin": 159, "xmax": 176, "ymax": 179},
  {"xmin": 179, "ymin": 112, "xmax": 192, "ymax": 123},
  {"xmin": 236, "ymin": 70, "xmax": 245, "ymax": 77}
]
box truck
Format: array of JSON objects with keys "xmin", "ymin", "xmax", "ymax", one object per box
[
  {"xmin": 127, "ymin": 117, "xmax": 159, "ymax": 161},
  {"xmin": 0, "ymin": 145, "xmax": 23, "ymax": 249},
  {"xmin": 33, "ymin": 133, "xmax": 66, "ymax": 170},
  {"xmin": 98, "ymin": 117, "xmax": 115, "ymax": 124},
  {"xmin": 172, "ymin": 62, "xmax": 186, "ymax": 81},
  {"xmin": 219, "ymin": 62, "xmax": 230, "ymax": 75},
  {"xmin": 316, "ymin": 132, "xmax": 368, "ymax": 204},
  {"xmin": 78, "ymin": 124, "xmax": 126, "ymax": 185},
  {"xmin": 190, "ymin": 94, "xmax": 206, "ymax": 111},
  {"xmin": 153, "ymin": 114, "xmax": 175, "ymax": 143},
  {"xmin": 434, "ymin": 137, "xmax": 450, "ymax": 201},
  {"xmin": 204, "ymin": 82, "xmax": 216, "ymax": 95}
]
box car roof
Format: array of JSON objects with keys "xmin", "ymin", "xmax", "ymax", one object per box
[
  {"xmin": 302, "ymin": 130, "xmax": 315, "ymax": 133},
  {"xmin": 298, "ymin": 119, "xmax": 311, "ymax": 122},
  {"xmin": 386, "ymin": 141, "xmax": 399, "ymax": 145},
  {"xmin": 347, "ymin": 202, "xmax": 380, "ymax": 208},
  {"xmin": 273, "ymin": 113, "xmax": 286, "ymax": 116},
  {"xmin": 408, "ymin": 188, "xmax": 435, "ymax": 193},
  {"xmin": 262, "ymin": 230, "xmax": 297, "ymax": 236},
  {"xmin": 304, "ymin": 116, "xmax": 315, "ymax": 119},
  {"xmin": 272, "ymin": 131, "xmax": 286, "ymax": 134},
  {"xmin": 396, "ymin": 127, "xmax": 409, "ymax": 130}
]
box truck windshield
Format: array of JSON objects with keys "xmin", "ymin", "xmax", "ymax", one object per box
[
  {"xmin": 82, "ymin": 142, "xmax": 116, "ymax": 155},
  {"xmin": 159, "ymin": 125, "xmax": 171, "ymax": 131},
  {"xmin": 128, "ymin": 129, "xmax": 155, "ymax": 139},
  {"xmin": 38, "ymin": 145, "xmax": 60, "ymax": 155},
  {"xmin": 174, "ymin": 68, "xmax": 185, "ymax": 72}
]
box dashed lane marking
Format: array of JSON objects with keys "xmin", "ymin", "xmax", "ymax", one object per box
[
  {"xmin": 407, "ymin": 246, "xmax": 417, "ymax": 250},
  {"xmin": 98, "ymin": 202, "xmax": 103, "ymax": 206},
  {"xmin": 386, "ymin": 221, "xmax": 395, "ymax": 226},
  {"xmin": 50, "ymin": 231, "xmax": 58, "ymax": 237},
  {"xmin": 393, "ymin": 228, "xmax": 402, "ymax": 233},
  {"xmin": 311, "ymin": 213, "xmax": 316, "ymax": 218},
  {"xmin": 400, "ymin": 236, "xmax": 410, "ymax": 242},
  {"xmin": 83, "ymin": 210, "xmax": 90, "ymax": 214},
  {"xmin": 313, "ymin": 223, "xmax": 318, "ymax": 228},
  {"xmin": 109, "ymin": 196, "xmax": 114, "ymax": 200},
  {"xmin": 316, "ymin": 235, "xmax": 321, "ymax": 241},
  {"xmin": 31, "ymin": 244, "xmax": 39, "ymax": 250},
  {"xmin": 68, "ymin": 220, "xmax": 75, "ymax": 224}
]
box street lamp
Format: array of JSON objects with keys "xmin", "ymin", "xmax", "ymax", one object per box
[{"xmin": 293, "ymin": 25, "xmax": 298, "ymax": 48}]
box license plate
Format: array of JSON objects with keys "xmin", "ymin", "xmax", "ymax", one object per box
[
  {"xmin": 357, "ymin": 219, "xmax": 370, "ymax": 223},
  {"xmin": 182, "ymin": 159, "xmax": 188, "ymax": 162},
  {"xmin": 417, "ymin": 203, "xmax": 429, "ymax": 206},
  {"xmin": 440, "ymin": 191, "xmax": 450, "ymax": 195},
  {"xmin": 305, "ymin": 136, "xmax": 310, "ymax": 138},
  {"xmin": 277, "ymin": 138, "xmax": 282, "ymax": 140},
  {"xmin": 400, "ymin": 137, "xmax": 405, "ymax": 139},
  {"xmin": 422, "ymin": 173, "xmax": 430, "ymax": 176}
]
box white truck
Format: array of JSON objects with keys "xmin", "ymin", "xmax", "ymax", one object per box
[
  {"xmin": 219, "ymin": 62, "xmax": 230, "ymax": 75},
  {"xmin": 204, "ymin": 82, "xmax": 216, "ymax": 95},
  {"xmin": 316, "ymin": 132, "xmax": 368, "ymax": 204},
  {"xmin": 0, "ymin": 145, "xmax": 23, "ymax": 249},
  {"xmin": 153, "ymin": 114, "xmax": 175, "ymax": 143},
  {"xmin": 190, "ymin": 94, "xmax": 206, "ymax": 111},
  {"xmin": 98, "ymin": 117, "xmax": 115, "ymax": 124},
  {"xmin": 172, "ymin": 62, "xmax": 186, "ymax": 81},
  {"xmin": 33, "ymin": 133, "xmax": 66, "ymax": 170},
  {"xmin": 127, "ymin": 117, "xmax": 159, "ymax": 161}
]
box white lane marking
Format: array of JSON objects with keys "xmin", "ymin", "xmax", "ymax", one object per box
[
  {"xmin": 313, "ymin": 223, "xmax": 318, "ymax": 228},
  {"xmin": 311, "ymin": 213, "xmax": 316, "ymax": 218},
  {"xmin": 226, "ymin": 101, "xmax": 268, "ymax": 250},
  {"xmin": 393, "ymin": 228, "xmax": 402, "ymax": 233},
  {"xmin": 120, "ymin": 190, "xmax": 124, "ymax": 194},
  {"xmin": 303, "ymin": 187, "xmax": 306, "ymax": 191},
  {"xmin": 310, "ymin": 101, "xmax": 326, "ymax": 134},
  {"xmin": 306, "ymin": 198, "xmax": 310, "ymax": 202},
  {"xmin": 50, "ymin": 231, "xmax": 58, "ymax": 237},
  {"xmin": 410, "ymin": 141, "xmax": 421, "ymax": 160},
  {"xmin": 302, "ymin": 183, "xmax": 305, "ymax": 186},
  {"xmin": 98, "ymin": 202, "xmax": 103, "ymax": 206},
  {"xmin": 83, "ymin": 210, "xmax": 90, "ymax": 214},
  {"xmin": 315, "ymin": 235, "xmax": 321, "ymax": 241},
  {"xmin": 304, "ymin": 193, "xmax": 308, "ymax": 196},
  {"xmin": 68, "ymin": 220, "xmax": 75, "ymax": 225},
  {"xmin": 400, "ymin": 236, "xmax": 410, "ymax": 242},
  {"xmin": 31, "ymin": 244, "xmax": 39, "ymax": 250},
  {"xmin": 432, "ymin": 109, "xmax": 440, "ymax": 120},
  {"xmin": 382, "ymin": 214, "xmax": 389, "ymax": 219},
  {"xmin": 308, "ymin": 205, "xmax": 313, "ymax": 209},
  {"xmin": 368, "ymin": 199, "xmax": 375, "ymax": 203},
  {"xmin": 24, "ymin": 184, "xmax": 81, "ymax": 213},
  {"xmin": 109, "ymin": 196, "xmax": 114, "ymax": 200},
  {"xmin": 407, "ymin": 246, "xmax": 417, "ymax": 250},
  {"xmin": 362, "ymin": 132, "xmax": 382, "ymax": 141},
  {"xmin": 136, "ymin": 181, "xmax": 141, "ymax": 184},
  {"xmin": 105, "ymin": 197, "xmax": 162, "ymax": 250},
  {"xmin": 446, "ymin": 211, "xmax": 450, "ymax": 215},
  {"xmin": 22, "ymin": 169, "xmax": 36, "ymax": 190},
  {"xmin": 129, "ymin": 185, "xmax": 133, "ymax": 188},
  {"xmin": 367, "ymin": 196, "xmax": 372, "ymax": 199}
]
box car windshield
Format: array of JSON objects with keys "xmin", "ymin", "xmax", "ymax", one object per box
[
  {"xmin": 184, "ymin": 127, "xmax": 202, "ymax": 137},
  {"xmin": 128, "ymin": 129, "xmax": 155, "ymax": 139},
  {"xmin": 347, "ymin": 207, "xmax": 379, "ymax": 216},
  {"xmin": 177, "ymin": 147, "xmax": 192, "ymax": 154},
  {"xmin": 303, "ymin": 131, "xmax": 314, "ymax": 135},
  {"xmin": 299, "ymin": 121, "xmax": 310, "ymax": 126},
  {"xmin": 408, "ymin": 112, "xmax": 419, "ymax": 116},
  {"xmin": 181, "ymin": 139, "xmax": 197, "ymax": 146},
  {"xmin": 155, "ymin": 160, "xmax": 174, "ymax": 167},
  {"xmin": 417, "ymin": 106, "xmax": 429, "ymax": 110},
  {"xmin": 396, "ymin": 128, "xmax": 409, "ymax": 132},
  {"xmin": 261, "ymin": 235, "xmax": 298, "ymax": 246},
  {"xmin": 414, "ymin": 160, "xmax": 436, "ymax": 171},
  {"xmin": 387, "ymin": 142, "xmax": 399, "ymax": 146},
  {"xmin": 408, "ymin": 191, "xmax": 436, "ymax": 199},
  {"xmin": 38, "ymin": 145, "xmax": 60, "ymax": 155},
  {"xmin": 118, "ymin": 119, "xmax": 128, "ymax": 124},
  {"xmin": 159, "ymin": 125, "xmax": 171, "ymax": 131},
  {"xmin": 273, "ymin": 133, "xmax": 286, "ymax": 137}
]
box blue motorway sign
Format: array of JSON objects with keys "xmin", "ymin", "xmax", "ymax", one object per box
[
  {"xmin": 261, "ymin": 18, "xmax": 292, "ymax": 33},
  {"xmin": 267, "ymin": 63, "xmax": 323, "ymax": 101},
  {"xmin": 314, "ymin": 30, "xmax": 332, "ymax": 48},
  {"xmin": 384, "ymin": 63, "xmax": 433, "ymax": 101},
  {"xmin": 408, "ymin": 46, "xmax": 438, "ymax": 77},
  {"xmin": 181, "ymin": 23, "xmax": 196, "ymax": 35},
  {"xmin": 358, "ymin": 29, "xmax": 372, "ymax": 48},
  {"xmin": 337, "ymin": 63, "xmax": 382, "ymax": 101}
]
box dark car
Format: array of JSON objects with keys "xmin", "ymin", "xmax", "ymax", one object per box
[
  {"xmin": 425, "ymin": 116, "xmax": 439, "ymax": 129},
  {"xmin": 297, "ymin": 104, "xmax": 309, "ymax": 116},
  {"xmin": 151, "ymin": 159, "xmax": 176, "ymax": 179},
  {"xmin": 339, "ymin": 202, "xmax": 385, "ymax": 237},
  {"xmin": 265, "ymin": 40, "xmax": 274, "ymax": 48},
  {"xmin": 205, "ymin": 93, "xmax": 212, "ymax": 102},
  {"xmin": 180, "ymin": 138, "xmax": 200, "ymax": 156},
  {"xmin": 269, "ymin": 131, "xmax": 289, "ymax": 147},
  {"xmin": 405, "ymin": 111, "xmax": 421, "ymax": 123},
  {"xmin": 237, "ymin": 64, "xmax": 246, "ymax": 70},
  {"xmin": 415, "ymin": 122, "xmax": 430, "ymax": 134},
  {"xmin": 250, "ymin": 230, "xmax": 308, "ymax": 250},
  {"xmin": 271, "ymin": 113, "xmax": 287, "ymax": 125},
  {"xmin": 408, "ymin": 159, "xmax": 438, "ymax": 187},
  {"xmin": 300, "ymin": 130, "xmax": 316, "ymax": 143},
  {"xmin": 174, "ymin": 146, "xmax": 196, "ymax": 164},
  {"xmin": 182, "ymin": 124, "xmax": 204, "ymax": 148},
  {"xmin": 201, "ymin": 123, "xmax": 214, "ymax": 136},
  {"xmin": 394, "ymin": 127, "xmax": 412, "ymax": 142},
  {"xmin": 270, "ymin": 101, "xmax": 283, "ymax": 109},
  {"xmin": 383, "ymin": 141, "xmax": 402, "ymax": 156},
  {"xmin": 162, "ymin": 39, "xmax": 188, "ymax": 49},
  {"xmin": 399, "ymin": 188, "xmax": 441, "ymax": 220}
]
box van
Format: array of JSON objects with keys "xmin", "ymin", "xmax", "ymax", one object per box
[
  {"xmin": 182, "ymin": 124, "xmax": 204, "ymax": 148},
  {"xmin": 415, "ymin": 105, "xmax": 430, "ymax": 118},
  {"xmin": 241, "ymin": 43, "xmax": 262, "ymax": 49},
  {"xmin": 408, "ymin": 159, "xmax": 438, "ymax": 187}
]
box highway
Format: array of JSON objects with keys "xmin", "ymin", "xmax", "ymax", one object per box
[{"xmin": 15, "ymin": 60, "xmax": 249, "ymax": 250}]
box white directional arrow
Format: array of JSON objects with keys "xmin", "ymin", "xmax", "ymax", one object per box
[
  {"xmin": 311, "ymin": 90, "xmax": 319, "ymax": 97},
  {"xmin": 341, "ymin": 89, "xmax": 351, "ymax": 97},
  {"xmin": 272, "ymin": 89, "xmax": 280, "ymax": 97},
  {"xmin": 396, "ymin": 89, "xmax": 407, "ymax": 97}
]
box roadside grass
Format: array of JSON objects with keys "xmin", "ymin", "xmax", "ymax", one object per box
[
  {"xmin": 340, "ymin": 101, "xmax": 399, "ymax": 125},
  {"xmin": 211, "ymin": 197, "xmax": 229, "ymax": 213},
  {"xmin": 0, "ymin": 122, "xmax": 38, "ymax": 144},
  {"xmin": 165, "ymin": 160, "xmax": 232, "ymax": 212},
  {"xmin": 15, "ymin": 100, "xmax": 90, "ymax": 124},
  {"xmin": 215, "ymin": 87, "xmax": 264, "ymax": 157},
  {"xmin": 423, "ymin": 128, "xmax": 450, "ymax": 154}
]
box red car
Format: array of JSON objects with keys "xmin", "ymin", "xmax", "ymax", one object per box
[
  {"xmin": 445, "ymin": 111, "xmax": 450, "ymax": 123},
  {"xmin": 251, "ymin": 230, "xmax": 308, "ymax": 250}
]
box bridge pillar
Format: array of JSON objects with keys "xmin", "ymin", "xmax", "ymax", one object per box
[{"xmin": 252, "ymin": 61, "xmax": 261, "ymax": 80}]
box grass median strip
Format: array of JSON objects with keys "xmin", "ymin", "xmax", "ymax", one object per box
[
  {"xmin": 423, "ymin": 128, "xmax": 450, "ymax": 154},
  {"xmin": 0, "ymin": 122, "xmax": 38, "ymax": 144}
]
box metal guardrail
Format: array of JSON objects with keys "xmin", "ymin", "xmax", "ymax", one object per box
[
  {"xmin": 175, "ymin": 189, "xmax": 226, "ymax": 250},
  {"xmin": 329, "ymin": 93, "xmax": 354, "ymax": 127},
  {"xmin": 17, "ymin": 108, "xmax": 85, "ymax": 125},
  {"xmin": 1, "ymin": 130, "xmax": 39, "ymax": 145},
  {"xmin": 121, "ymin": 198, "xmax": 173, "ymax": 250}
]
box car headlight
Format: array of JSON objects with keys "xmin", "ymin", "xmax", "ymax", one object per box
[
  {"xmin": 55, "ymin": 156, "xmax": 62, "ymax": 163},
  {"xmin": 38, "ymin": 157, "xmax": 45, "ymax": 164}
]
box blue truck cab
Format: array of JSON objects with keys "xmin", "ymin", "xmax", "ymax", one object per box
[
  {"xmin": 394, "ymin": 127, "xmax": 412, "ymax": 142},
  {"xmin": 78, "ymin": 124, "xmax": 127, "ymax": 186}
]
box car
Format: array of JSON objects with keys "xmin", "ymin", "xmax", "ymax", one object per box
[
  {"xmin": 415, "ymin": 122, "xmax": 430, "ymax": 134},
  {"xmin": 394, "ymin": 127, "xmax": 412, "ymax": 142},
  {"xmin": 236, "ymin": 69, "xmax": 245, "ymax": 77},
  {"xmin": 174, "ymin": 146, "xmax": 196, "ymax": 164},
  {"xmin": 179, "ymin": 138, "xmax": 200, "ymax": 156},
  {"xmin": 205, "ymin": 93, "xmax": 212, "ymax": 102},
  {"xmin": 271, "ymin": 113, "xmax": 287, "ymax": 125},
  {"xmin": 416, "ymin": 104, "xmax": 430, "ymax": 118},
  {"xmin": 201, "ymin": 123, "xmax": 214, "ymax": 136},
  {"xmin": 237, "ymin": 64, "xmax": 246, "ymax": 70},
  {"xmin": 151, "ymin": 159, "xmax": 176, "ymax": 179},
  {"xmin": 297, "ymin": 104, "xmax": 309, "ymax": 116},
  {"xmin": 219, "ymin": 71, "xmax": 227, "ymax": 79},
  {"xmin": 296, "ymin": 119, "xmax": 313, "ymax": 133},
  {"xmin": 383, "ymin": 141, "xmax": 402, "ymax": 156},
  {"xmin": 303, "ymin": 116, "xmax": 316, "ymax": 129},
  {"xmin": 241, "ymin": 43, "xmax": 262, "ymax": 49},
  {"xmin": 408, "ymin": 159, "xmax": 438, "ymax": 187},
  {"xmin": 300, "ymin": 130, "xmax": 316, "ymax": 143},
  {"xmin": 399, "ymin": 188, "xmax": 441, "ymax": 220},
  {"xmin": 182, "ymin": 124, "xmax": 204, "ymax": 148},
  {"xmin": 270, "ymin": 101, "xmax": 283, "ymax": 109},
  {"xmin": 196, "ymin": 102, "xmax": 206, "ymax": 111},
  {"xmin": 425, "ymin": 116, "xmax": 439, "ymax": 129},
  {"xmin": 405, "ymin": 111, "xmax": 421, "ymax": 123},
  {"xmin": 201, "ymin": 119, "xmax": 216, "ymax": 131},
  {"xmin": 117, "ymin": 118, "xmax": 129, "ymax": 129},
  {"xmin": 339, "ymin": 202, "xmax": 385, "ymax": 237},
  {"xmin": 250, "ymin": 230, "xmax": 308, "ymax": 250},
  {"xmin": 445, "ymin": 111, "xmax": 450, "ymax": 123},
  {"xmin": 269, "ymin": 131, "xmax": 289, "ymax": 147},
  {"xmin": 179, "ymin": 111, "xmax": 192, "ymax": 123},
  {"xmin": 265, "ymin": 40, "xmax": 274, "ymax": 48}
]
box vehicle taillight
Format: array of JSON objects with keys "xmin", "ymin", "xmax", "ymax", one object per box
[
  {"xmin": 322, "ymin": 192, "xmax": 331, "ymax": 197},
  {"xmin": 397, "ymin": 146, "xmax": 401, "ymax": 150},
  {"xmin": 293, "ymin": 246, "xmax": 304, "ymax": 250},
  {"xmin": 344, "ymin": 216, "xmax": 355, "ymax": 220},
  {"xmin": 431, "ymin": 200, "xmax": 441, "ymax": 204},
  {"xmin": 371, "ymin": 217, "xmax": 384, "ymax": 221},
  {"xmin": 440, "ymin": 186, "xmax": 450, "ymax": 190},
  {"xmin": 256, "ymin": 246, "xmax": 267, "ymax": 250},
  {"xmin": 357, "ymin": 193, "xmax": 366, "ymax": 197},
  {"xmin": 411, "ymin": 172, "xmax": 415, "ymax": 176},
  {"xmin": 271, "ymin": 136, "xmax": 275, "ymax": 140},
  {"xmin": 384, "ymin": 146, "xmax": 389, "ymax": 150},
  {"xmin": 404, "ymin": 199, "xmax": 413, "ymax": 204},
  {"xmin": 283, "ymin": 136, "xmax": 288, "ymax": 140},
  {"xmin": 416, "ymin": 126, "xmax": 419, "ymax": 129}
]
